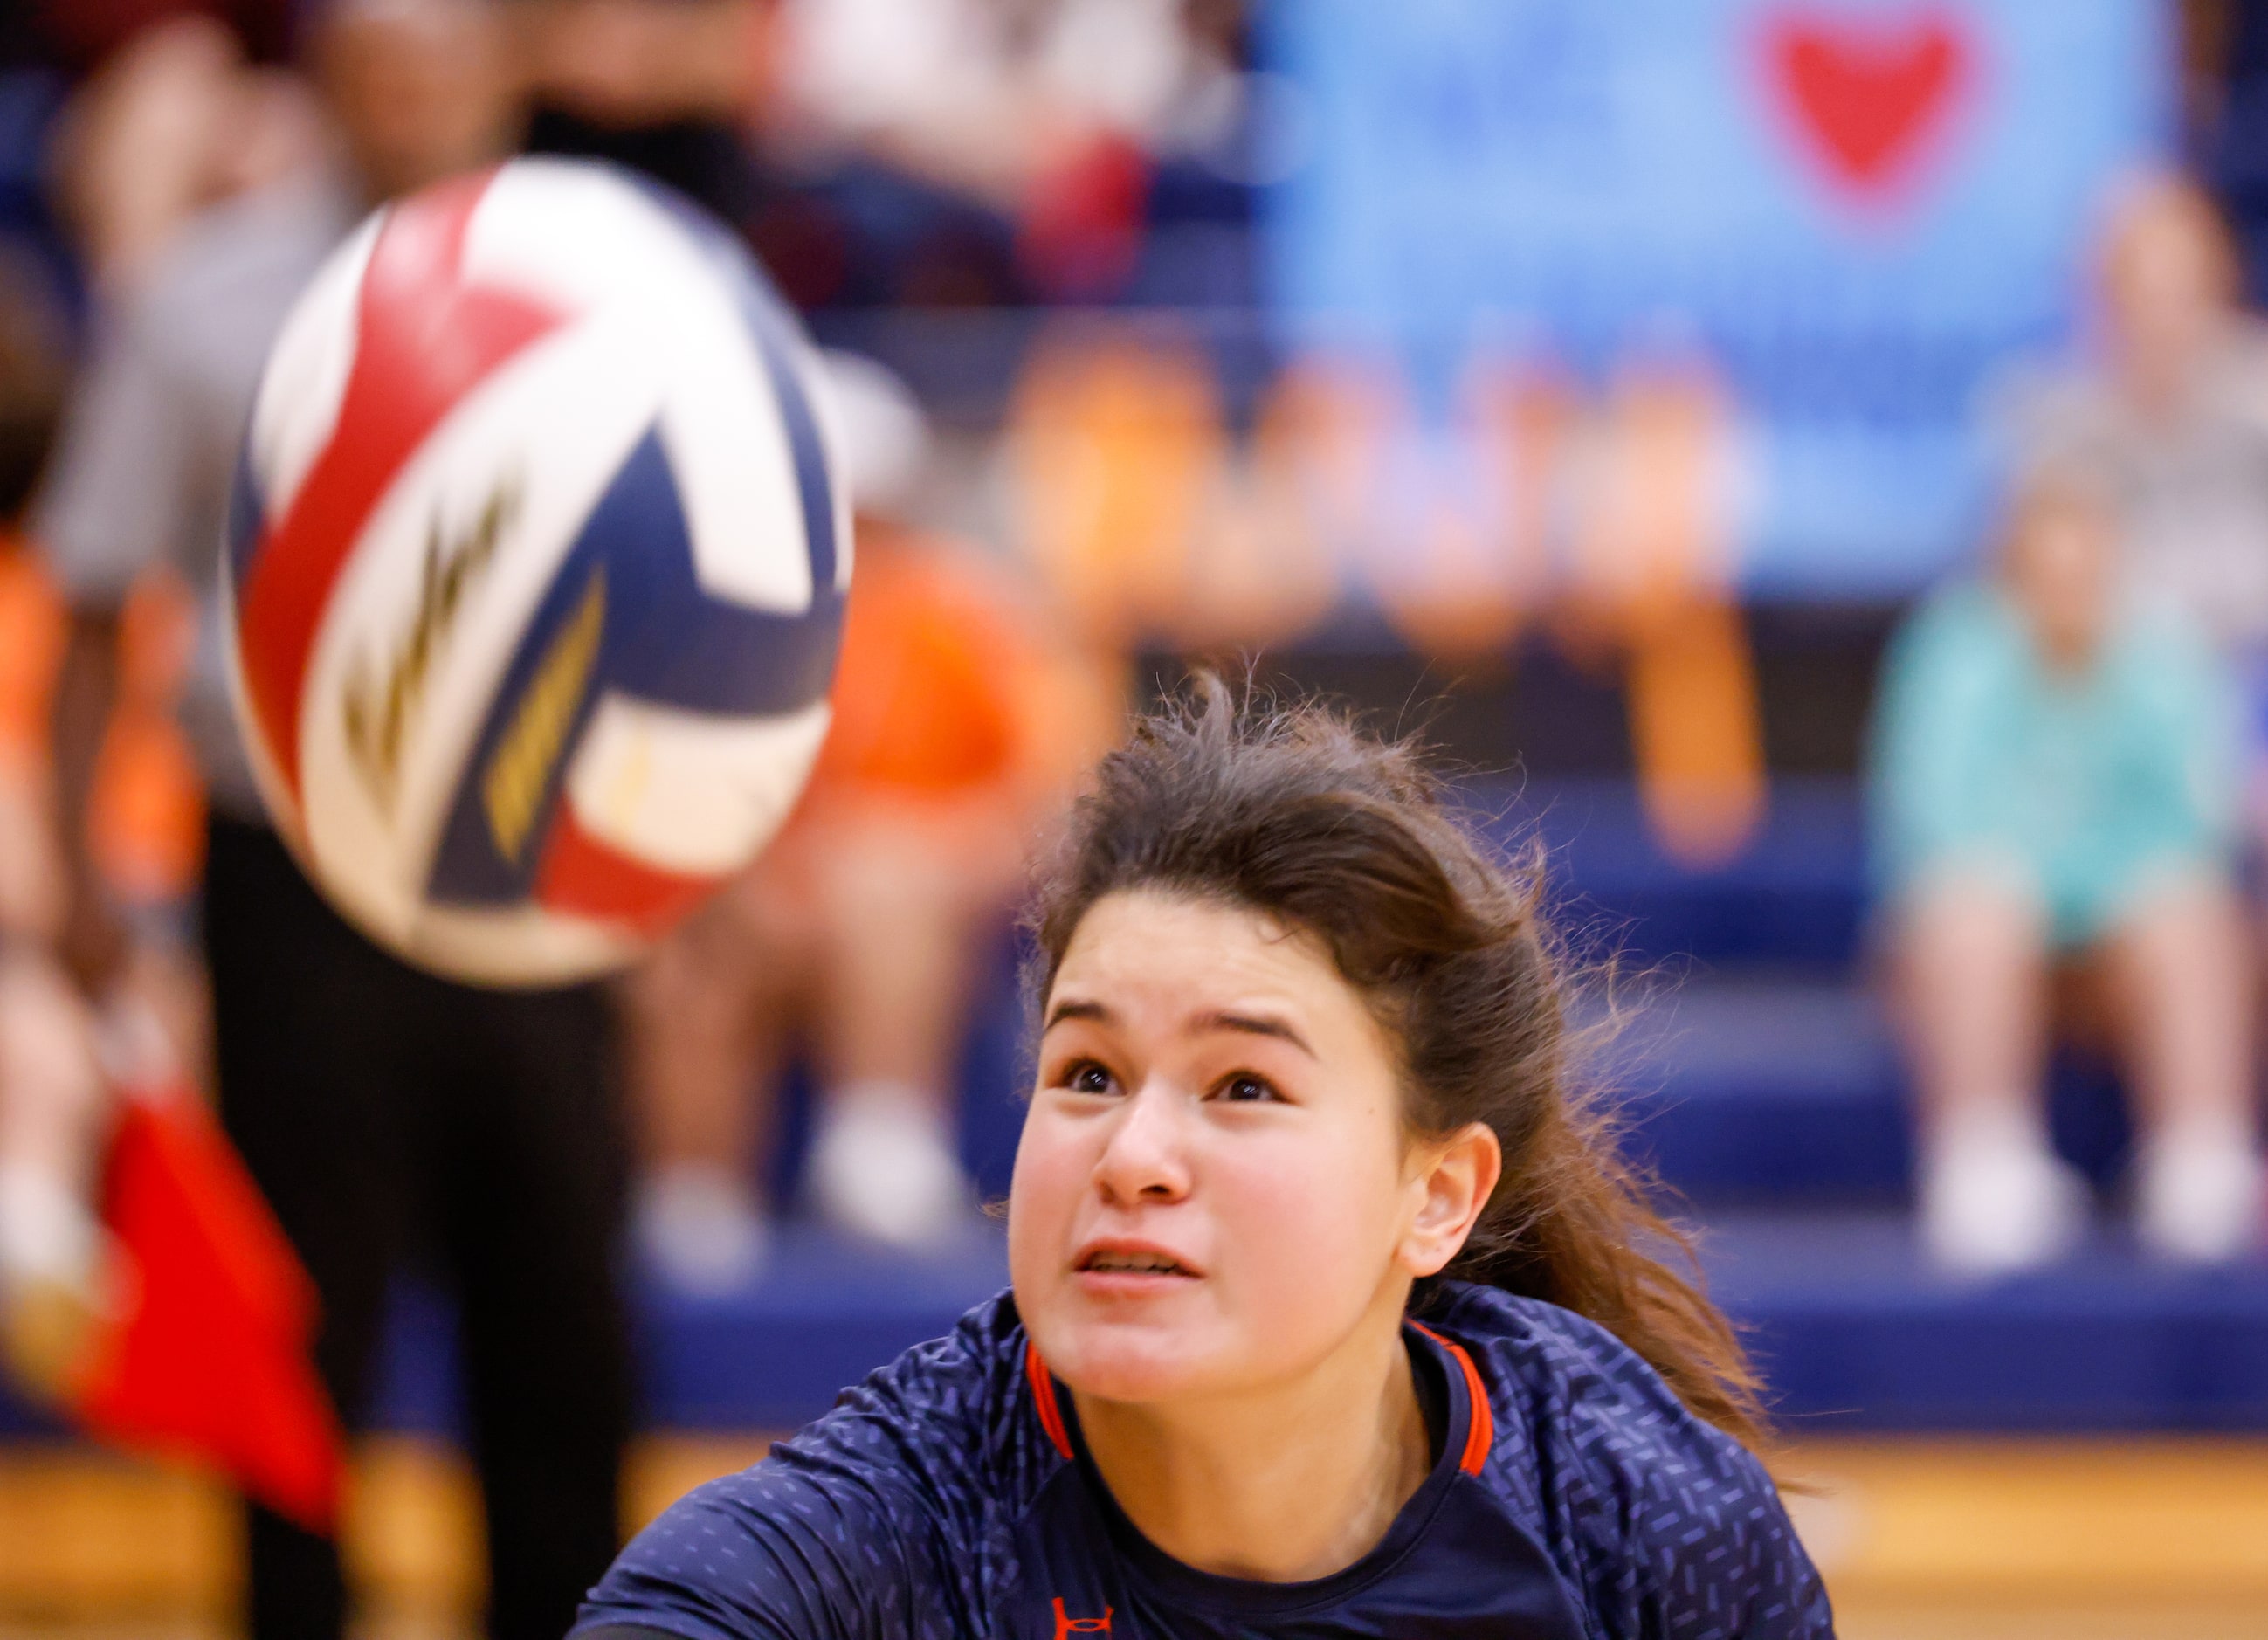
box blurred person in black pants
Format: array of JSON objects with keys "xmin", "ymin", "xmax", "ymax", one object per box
[{"xmin": 31, "ymin": 4, "xmax": 631, "ymax": 1637}]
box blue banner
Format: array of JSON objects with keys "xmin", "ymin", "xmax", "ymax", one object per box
[{"xmin": 1260, "ymin": 0, "xmax": 2170, "ymax": 595}]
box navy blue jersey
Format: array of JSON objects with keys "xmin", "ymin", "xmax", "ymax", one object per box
[{"xmin": 577, "ymin": 1283, "xmax": 1831, "ymax": 1640}]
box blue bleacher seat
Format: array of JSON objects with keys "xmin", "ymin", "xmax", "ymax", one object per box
[
  {"xmin": 1709, "ymin": 1212, "xmax": 2268, "ymax": 1431},
  {"xmin": 1604, "ymin": 976, "xmax": 2137, "ymax": 1205},
  {"xmin": 1503, "ymin": 777, "xmax": 1870, "ymax": 971},
  {"xmin": 1606, "ymin": 978, "xmax": 1913, "ymax": 1204}
]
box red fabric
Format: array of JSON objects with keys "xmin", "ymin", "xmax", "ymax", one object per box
[
  {"xmin": 1022, "ymin": 1340, "xmax": 1072, "ymax": 1460},
  {"xmin": 236, "ymin": 169, "xmax": 564, "ymax": 804},
  {"xmin": 1017, "ymin": 133, "xmax": 1151, "ymax": 301},
  {"xmin": 1408, "ymin": 1322, "xmax": 1495, "ymax": 1476},
  {"xmin": 72, "ymin": 1088, "xmax": 345, "ymax": 1536}
]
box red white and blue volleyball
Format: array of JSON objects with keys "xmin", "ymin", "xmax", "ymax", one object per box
[{"xmin": 223, "ymin": 158, "xmax": 850, "ymax": 986}]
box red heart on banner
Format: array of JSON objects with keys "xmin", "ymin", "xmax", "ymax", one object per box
[{"xmin": 1765, "ymin": 10, "xmax": 1971, "ymax": 201}]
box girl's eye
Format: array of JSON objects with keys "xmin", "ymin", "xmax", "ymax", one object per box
[
  {"xmin": 1060, "ymin": 1059, "xmax": 1116, "ymax": 1096},
  {"xmin": 1215, "ymin": 1073, "xmax": 1279, "ymax": 1105}
]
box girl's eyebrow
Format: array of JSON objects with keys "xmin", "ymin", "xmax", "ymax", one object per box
[
  {"xmin": 1043, "ymin": 999, "xmax": 1316, "ymax": 1059},
  {"xmin": 1044, "ymin": 997, "xmax": 1111, "ymax": 1031},
  {"xmin": 1189, "ymin": 1009, "xmax": 1317, "ymax": 1058}
]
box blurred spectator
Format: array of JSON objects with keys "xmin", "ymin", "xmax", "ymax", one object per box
[
  {"xmin": 1, "ymin": 4, "xmax": 308, "ymax": 312},
  {"xmin": 1558, "ymin": 348, "xmax": 1765, "ymax": 868},
  {"xmin": 0, "ymin": 246, "xmax": 100, "ymax": 1405},
  {"xmin": 0, "ymin": 234, "xmax": 199, "ymax": 1458},
  {"xmin": 517, "ymin": 0, "xmax": 1026, "ymax": 308},
  {"xmin": 47, "ymin": 14, "xmax": 321, "ymax": 291},
  {"xmin": 778, "ymin": 0, "xmax": 1199, "ymax": 195},
  {"xmin": 629, "ymin": 355, "xmax": 1105, "ymax": 1285},
  {"xmin": 2003, "ymin": 177, "xmax": 2268, "ymax": 730},
  {"xmin": 772, "ymin": 0, "xmax": 1250, "ymax": 300},
  {"xmin": 1871, "ymin": 458, "xmax": 2262, "ymax": 1275},
  {"xmin": 1004, "ymin": 323, "xmax": 1227, "ymax": 651},
  {"xmin": 28, "ymin": 5, "xmax": 631, "ymax": 1639},
  {"xmin": 1003, "ymin": 325, "xmax": 1770, "ymax": 865}
]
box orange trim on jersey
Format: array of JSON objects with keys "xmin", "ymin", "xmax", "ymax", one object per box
[
  {"xmin": 1025, "ymin": 1340, "xmax": 1073, "ymax": 1458},
  {"xmin": 1410, "ymin": 1322, "xmax": 1494, "ymax": 1475}
]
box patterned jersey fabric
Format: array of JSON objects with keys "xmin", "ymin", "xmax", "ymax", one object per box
[{"xmin": 576, "ymin": 1283, "xmax": 1832, "ymax": 1639}]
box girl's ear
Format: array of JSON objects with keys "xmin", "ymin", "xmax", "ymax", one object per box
[{"xmin": 1401, "ymin": 1122, "xmax": 1501, "ymax": 1278}]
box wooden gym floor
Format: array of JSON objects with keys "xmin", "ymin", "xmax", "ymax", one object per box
[{"xmin": 0, "ymin": 1437, "xmax": 2265, "ymax": 1637}]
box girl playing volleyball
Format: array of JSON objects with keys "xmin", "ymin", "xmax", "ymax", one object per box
[{"xmin": 577, "ymin": 684, "xmax": 1830, "ymax": 1639}]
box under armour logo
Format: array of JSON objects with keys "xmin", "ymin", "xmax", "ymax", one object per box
[{"xmin": 1052, "ymin": 1597, "xmax": 1113, "ymax": 1637}]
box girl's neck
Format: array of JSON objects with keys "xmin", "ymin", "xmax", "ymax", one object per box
[{"xmin": 1069, "ymin": 1310, "xmax": 1433, "ymax": 1584}]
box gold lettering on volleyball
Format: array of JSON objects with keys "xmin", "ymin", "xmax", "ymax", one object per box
[
  {"xmin": 482, "ymin": 570, "xmax": 606, "ymax": 864},
  {"xmin": 342, "ymin": 473, "xmax": 522, "ymax": 812}
]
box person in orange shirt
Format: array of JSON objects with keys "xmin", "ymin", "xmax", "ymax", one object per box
[
  {"xmin": 0, "ymin": 259, "xmax": 85, "ymax": 1399},
  {"xmin": 0, "ymin": 250, "xmax": 207, "ymax": 1400},
  {"xmin": 629, "ymin": 354, "xmax": 1109, "ymax": 1283}
]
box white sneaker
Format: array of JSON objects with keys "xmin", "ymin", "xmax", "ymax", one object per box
[
  {"xmin": 2135, "ymin": 1134, "xmax": 2264, "ymax": 1265},
  {"xmin": 1920, "ymin": 1127, "xmax": 2088, "ymax": 1278},
  {"xmin": 634, "ymin": 1163, "xmax": 769, "ymax": 1297},
  {"xmin": 806, "ymin": 1088, "xmax": 974, "ymax": 1252}
]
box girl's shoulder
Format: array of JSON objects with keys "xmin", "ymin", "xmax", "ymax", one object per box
[
  {"xmin": 769, "ymin": 1290, "xmax": 1053, "ymax": 1492},
  {"xmin": 576, "ymin": 1292, "xmax": 1064, "ymax": 1640},
  {"xmin": 1421, "ymin": 1284, "xmax": 1830, "ymax": 1639},
  {"xmin": 1423, "ymin": 1281, "xmax": 1754, "ymax": 1469}
]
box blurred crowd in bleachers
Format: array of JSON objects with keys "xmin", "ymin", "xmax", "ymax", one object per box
[
  {"xmin": 0, "ymin": 3, "xmax": 2263, "ymax": 1633},
  {"xmin": 0, "ymin": 0, "xmax": 2261, "ymax": 1347}
]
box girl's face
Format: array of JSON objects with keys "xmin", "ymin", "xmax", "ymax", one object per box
[
  {"xmin": 2003, "ymin": 484, "xmax": 2115, "ymax": 673},
  {"xmin": 1008, "ymin": 890, "xmax": 1494, "ymax": 1405},
  {"xmin": 2101, "ymin": 187, "xmax": 2237, "ymax": 394}
]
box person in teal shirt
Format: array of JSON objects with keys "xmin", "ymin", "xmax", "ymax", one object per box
[{"xmin": 1871, "ymin": 458, "xmax": 2263, "ymax": 1274}]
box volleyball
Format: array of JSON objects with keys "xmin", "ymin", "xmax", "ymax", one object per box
[{"xmin": 222, "ymin": 158, "xmax": 849, "ymax": 987}]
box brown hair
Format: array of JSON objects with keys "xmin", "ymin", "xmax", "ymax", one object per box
[{"xmin": 1026, "ymin": 678, "xmax": 1769, "ymax": 1453}]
